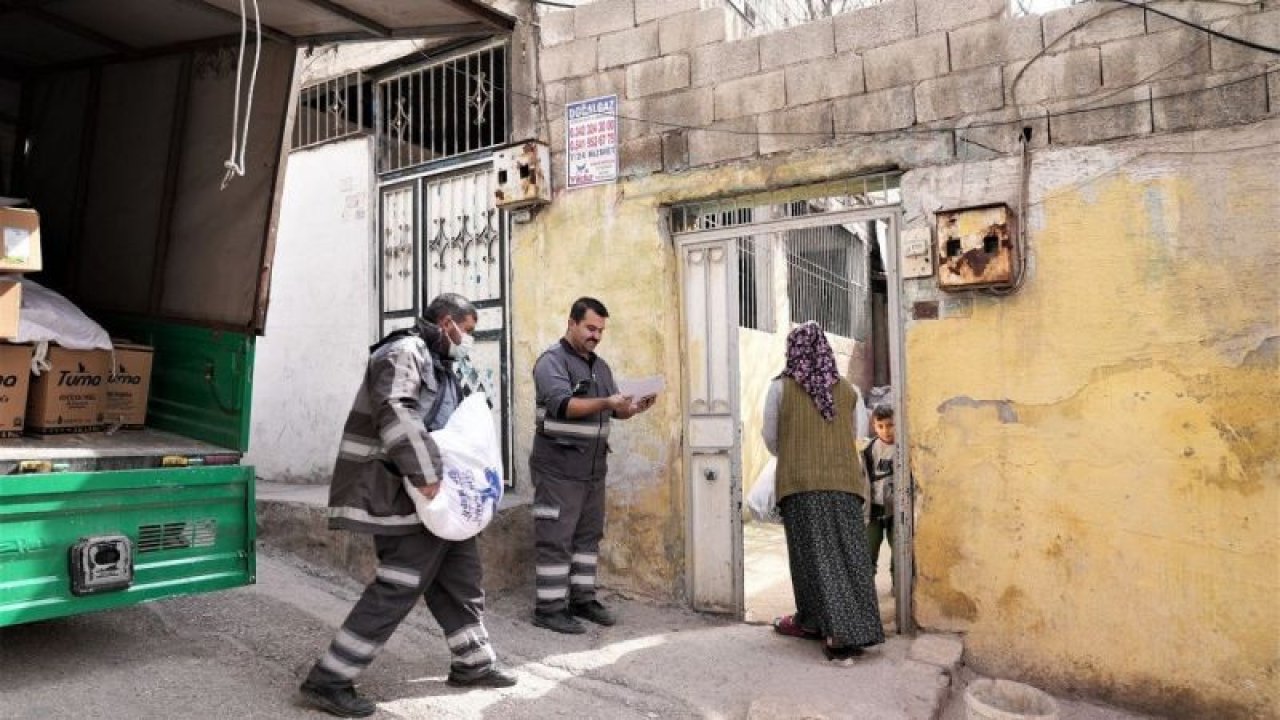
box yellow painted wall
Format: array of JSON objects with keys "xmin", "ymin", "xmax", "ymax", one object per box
[
  {"xmin": 510, "ymin": 121, "xmax": 1277, "ymax": 717},
  {"xmin": 907, "ymin": 129, "xmax": 1280, "ymax": 718}
]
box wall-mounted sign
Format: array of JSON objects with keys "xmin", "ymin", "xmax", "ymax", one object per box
[{"xmin": 566, "ymin": 95, "xmax": 618, "ymax": 189}]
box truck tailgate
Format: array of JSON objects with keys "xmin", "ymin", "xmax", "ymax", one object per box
[{"xmin": 0, "ymin": 466, "xmax": 255, "ymax": 627}]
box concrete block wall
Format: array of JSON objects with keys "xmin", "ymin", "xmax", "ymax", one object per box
[{"xmin": 535, "ymin": 0, "xmax": 1279, "ymax": 182}]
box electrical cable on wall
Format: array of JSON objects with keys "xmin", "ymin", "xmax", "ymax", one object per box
[
  {"xmin": 221, "ymin": 0, "xmax": 262, "ymax": 191},
  {"xmin": 1110, "ymin": 0, "xmax": 1280, "ymax": 54}
]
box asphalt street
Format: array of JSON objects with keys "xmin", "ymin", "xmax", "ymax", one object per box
[{"xmin": 0, "ymin": 546, "xmax": 1153, "ymax": 720}]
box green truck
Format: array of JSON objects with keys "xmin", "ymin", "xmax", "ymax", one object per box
[{"xmin": 0, "ymin": 0, "xmax": 513, "ymax": 628}]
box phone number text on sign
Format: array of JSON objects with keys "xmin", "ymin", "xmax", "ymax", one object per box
[{"xmin": 566, "ymin": 95, "xmax": 618, "ymax": 189}]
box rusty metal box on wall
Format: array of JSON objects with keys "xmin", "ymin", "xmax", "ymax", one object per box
[
  {"xmin": 935, "ymin": 204, "xmax": 1016, "ymax": 290},
  {"xmin": 492, "ymin": 141, "xmax": 551, "ymax": 209}
]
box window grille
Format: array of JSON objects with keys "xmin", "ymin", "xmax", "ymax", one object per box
[
  {"xmin": 668, "ymin": 172, "xmax": 900, "ymax": 235},
  {"xmin": 375, "ymin": 41, "xmax": 509, "ymax": 174},
  {"xmin": 737, "ymin": 235, "xmax": 775, "ymax": 332},
  {"xmin": 292, "ymin": 72, "xmax": 370, "ymax": 150},
  {"xmin": 784, "ymin": 224, "xmax": 869, "ymax": 339}
]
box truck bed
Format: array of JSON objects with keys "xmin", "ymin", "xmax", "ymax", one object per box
[{"xmin": 0, "ymin": 428, "xmax": 240, "ymax": 474}]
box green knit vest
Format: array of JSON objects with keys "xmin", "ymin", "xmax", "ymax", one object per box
[{"xmin": 776, "ymin": 378, "xmax": 868, "ymax": 503}]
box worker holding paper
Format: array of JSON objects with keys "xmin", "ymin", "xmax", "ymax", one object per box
[{"xmin": 528, "ymin": 297, "xmax": 656, "ymax": 634}]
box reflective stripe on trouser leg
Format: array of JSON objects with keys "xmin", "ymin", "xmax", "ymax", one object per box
[
  {"xmin": 532, "ymin": 470, "xmax": 589, "ymax": 614},
  {"xmin": 569, "ymin": 476, "xmax": 606, "ymax": 605},
  {"xmin": 421, "ymin": 535, "xmax": 499, "ymax": 679},
  {"xmin": 306, "ymin": 532, "xmax": 445, "ymax": 690},
  {"xmin": 447, "ymin": 622, "xmax": 497, "ymax": 677}
]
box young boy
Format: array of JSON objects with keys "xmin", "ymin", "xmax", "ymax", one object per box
[{"xmin": 863, "ymin": 405, "xmax": 896, "ymax": 576}]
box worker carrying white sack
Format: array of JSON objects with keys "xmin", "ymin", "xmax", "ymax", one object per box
[{"xmin": 403, "ymin": 391, "xmax": 505, "ymax": 540}]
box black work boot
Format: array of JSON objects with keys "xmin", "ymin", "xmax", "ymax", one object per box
[
  {"xmin": 532, "ymin": 609, "xmax": 586, "ymax": 634},
  {"xmin": 570, "ymin": 599, "xmax": 616, "ymax": 626},
  {"xmin": 447, "ymin": 664, "xmax": 519, "ymax": 688},
  {"xmin": 299, "ymin": 681, "xmax": 376, "ymax": 718}
]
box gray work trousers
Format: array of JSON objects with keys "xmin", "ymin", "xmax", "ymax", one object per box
[
  {"xmin": 306, "ymin": 530, "xmax": 495, "ymax": 689},
  {"xmin": 532, "ymin": 471, "xmax": 606, "ymax": 614}
]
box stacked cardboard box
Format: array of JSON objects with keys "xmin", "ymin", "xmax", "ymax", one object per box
[
  {"xmin": 26, "ymin": 346, "xmax": 110, "ymax": 434},
  {"xmin": 0, "ymin": 344, "xmax": 33, "ymax": 437},
  {"xmin": 105, "ymin": 343, "xmax": 154, "ymax": 429},
  {"xmin": 0, "ymin": 206, "xmax": 42, "ymax": 338}
]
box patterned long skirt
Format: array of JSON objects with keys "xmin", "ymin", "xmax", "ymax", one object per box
[{"xmin": 780, "ymin": 490, "xmax": 884, "ymax": 648}]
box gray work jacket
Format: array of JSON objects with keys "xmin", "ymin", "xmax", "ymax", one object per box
[
  {"xmin": 326, "ymin": 319, "xmax": 460, "ymax": 535},
  {"xmin": 530, "ymin": 339, "xmax": 618, "ymax": 482}
]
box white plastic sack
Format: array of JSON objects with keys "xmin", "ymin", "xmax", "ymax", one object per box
[
  {"xmin": 746, "ymin": 457, "xmax": 781, "ymax": 524},
  {"xmin": 9, "ymin": 276, "xmax": 112, "ymax": 351},
  {"xmin": 404, "ymin": 392, "xmax": 505, "ymax": 541}
]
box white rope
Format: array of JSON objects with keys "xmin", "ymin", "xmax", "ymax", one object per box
[{"xmin": 221, "ymin": 0, "xmax": 262, "ymax": 190}]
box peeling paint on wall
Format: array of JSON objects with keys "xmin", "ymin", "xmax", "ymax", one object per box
[{"xmin": 907, "ymin": 121, "xmax": 1280, "ymax": 719}]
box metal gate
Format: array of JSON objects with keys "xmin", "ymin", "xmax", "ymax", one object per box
[
  {"xmin": 376, "ymin": 163, "xmax": 512, "ymax": 483},
  {"xmin": 372, "ymin": 40, "xmax": 513, "ymax": 483}
]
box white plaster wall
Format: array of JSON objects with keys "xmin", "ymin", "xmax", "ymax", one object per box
[{"xmin": 246, "ymin": 138, "xmax": 375, "ymax": 483}]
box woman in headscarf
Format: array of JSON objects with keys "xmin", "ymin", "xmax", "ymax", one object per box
[{"xmin": 762, "ymin": 321, "xmax": 884, "ymax": 662}]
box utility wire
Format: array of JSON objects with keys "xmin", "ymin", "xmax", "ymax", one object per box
[{"xmin": 1112, "ymin": 0, "xmax": 1280, "ymax": 54}]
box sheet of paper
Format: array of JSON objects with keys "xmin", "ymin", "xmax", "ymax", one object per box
[{"xmin": 617, "ymin": 375, "xmax": 665, "ymax": 399}]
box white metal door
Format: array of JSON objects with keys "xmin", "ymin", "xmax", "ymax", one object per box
[
  {"xmin": 679, "ymin": 239, "xmax": 743, "ymax": 615},
  {"xmin": 674, "ymin": 198, "xmax": 913, "ymax": 631}
]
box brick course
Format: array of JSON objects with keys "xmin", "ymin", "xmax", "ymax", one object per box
[
  {"xmin": 834, "ymin": 85, "xmax": 916, "ymax": 133},
  {"xmin": 916, "ymin": 0, "xmax": 1006, "ymax": 35},
  {"xmin": 833, "ymin": 0, "xmax": 917, "ymax": 53},
  {"xmin": 1048, "ymin": 88, "xmax": 1152, "ymax": 144},
  {"xmin": 627, "ymin": 55, "xmax": 691, "ymax": 99},
  {"xmin": 1100, "ymin": 28, "xmax": 1210, "ymax": 89},
  {"xmin": 598, "ymin": 23, "xmax": 659, "ymax": 70},
  {"xmin": 636, "ymin": 0, "xmax": 701, "ymax": 24},
  {"xmin": 688, "ymin": 116, "xmax": 758, "ymax": 166},
  {"xmin": 1151, "ymin": 70, "xmax": 1270, "ymax": 131},
  {"xmin": 760, "ymin": 18, "xmax": 835, "ymax": 70},
  {"xmin": 541, "ymin": 36, "xmax": 598, "ymax": 83},
  {"xmin": 915, "ymin": 66, "xmax": 1005, "ymax": 123},
  {"xmin": 691, "ymin": 38, "xmax": 761, "ymax": 86},
  {"xmin": 864, "ymin": 33, "xmax": 950, "ymax": 91},
  {"xmin": 949, "ymin": 16, "xmax": 1043, "ymax": 71},
  {"xmin": 659, "ymin": 7, "xmax": 727, "ymax": 54},
  {"xmin": 714, "ymin": 71, "xmax": 787, "ymax": 121},
  {"xmin": 574, "ymin": 0, "xmax": 635, "ymax": 38},
  {"xmin": 1041, "ymin": 2, "xmax": 1146, "ymax": 49},
  {"xmin": 1006, "ymin": 47, "xmax": 1102, "ymax": 105},
  {"xmin": 785, "ymin": 53, "xmax": 866, "ymax": 106},
  {"xmin": 759, "ymin": 102, "xmax": 834, "ymax": 155}
]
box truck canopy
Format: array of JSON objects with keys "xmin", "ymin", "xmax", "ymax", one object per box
[{"xmin": 1, "ymin": 0, "xmax": 513, "ymax": 333}]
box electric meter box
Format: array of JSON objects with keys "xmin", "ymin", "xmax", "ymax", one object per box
[
  {"xmin": 493, "ymin": 141, "xmax": 551, "ymax": 209},
  {"xmin": 935, "ymin": 204, "xmax": 1016, "ymax": 290}
]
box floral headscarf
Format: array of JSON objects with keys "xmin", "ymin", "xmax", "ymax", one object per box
[{"xmin": 781, "ymin": 321, "xmax": 839, "ymax": 422}]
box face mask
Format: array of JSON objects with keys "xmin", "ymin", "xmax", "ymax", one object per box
[{"xmin": 449, "ymin": 332, "xmax": 475, "ymax": 360}]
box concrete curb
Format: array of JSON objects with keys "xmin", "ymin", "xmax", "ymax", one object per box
[{"xmin": 255, "ymin": 481, "xmax": 535, "ymax": 593}]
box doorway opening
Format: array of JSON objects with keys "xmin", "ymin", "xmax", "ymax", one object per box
[{"xmin": 673, "ymin": 175, "xmax": 909, "ymax": 632}]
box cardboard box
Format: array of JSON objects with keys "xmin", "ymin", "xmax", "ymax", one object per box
[
  {"xmin": 0, "ymin": 343, "xmax": 33, "ymax": 437},
  {"xmin": 26, "ymin": 346, "xmax": 109, "ymax": 434},
  {"xmin": 105, "ymin": 343, "xmax": 153, "ymax": 429},
  {"xmin": 0, "ymin": 207, "xmax": 42, "ymax": 273},
  {"xmin": 0, "ymin": 281, "xmax": 19, "ymax": 338}
]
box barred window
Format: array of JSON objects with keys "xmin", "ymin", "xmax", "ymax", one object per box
[{"xmin": 292, "ymin": 72, "xmax": 371, "ymax": 150}]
